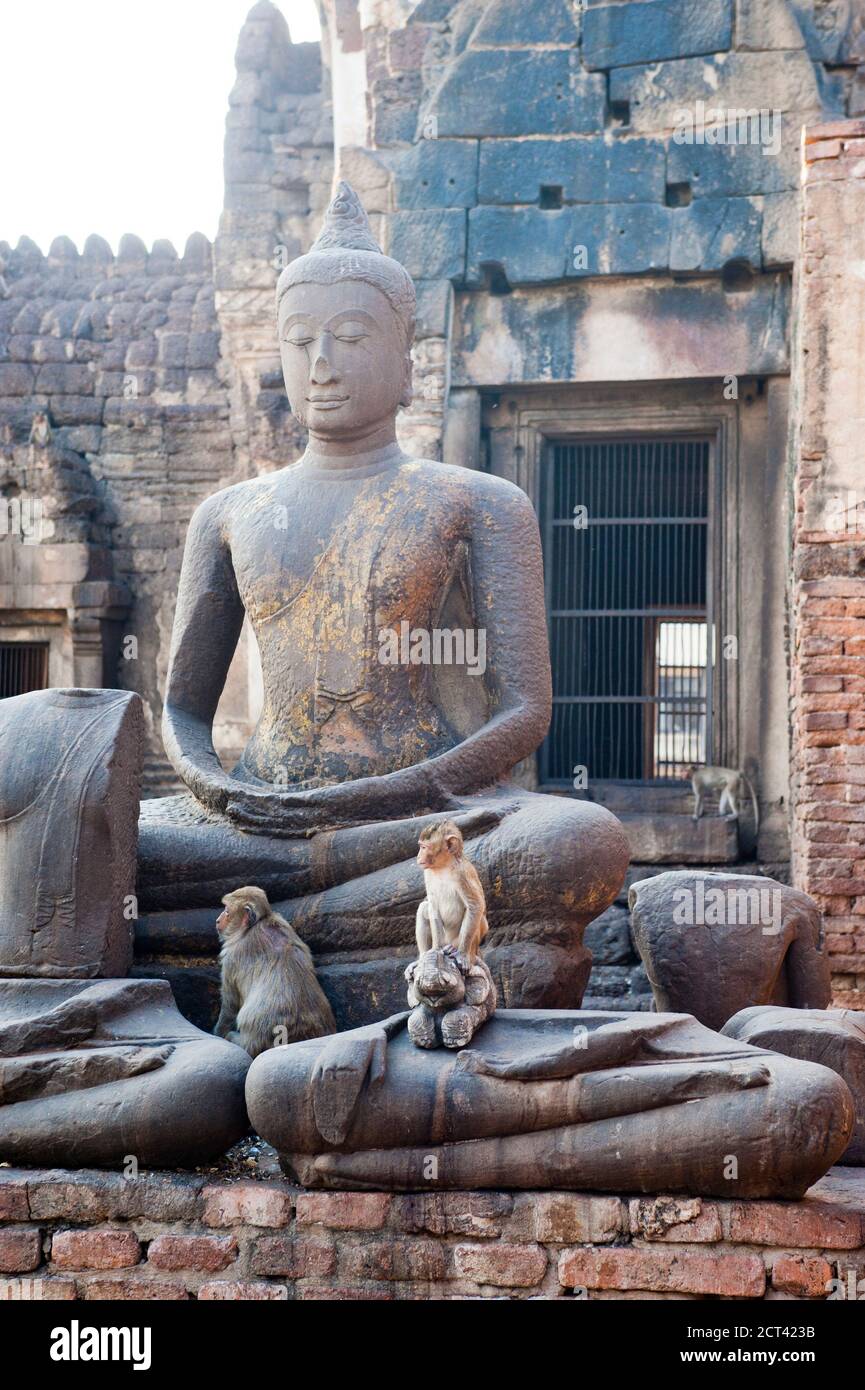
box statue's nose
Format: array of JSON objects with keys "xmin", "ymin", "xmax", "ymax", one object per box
[{"xmin": 310, "ymin": 350, "xmax": 339, "ymax": 385}]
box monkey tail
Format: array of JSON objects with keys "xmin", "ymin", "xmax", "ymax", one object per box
[{"xmin": 743, "ymin": 774, "xmax": 760, "ymax": 834}]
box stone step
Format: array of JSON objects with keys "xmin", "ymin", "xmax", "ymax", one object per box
[{"xmin": 619, "ymin": 812, "xmax": 739, "ymax": 863}]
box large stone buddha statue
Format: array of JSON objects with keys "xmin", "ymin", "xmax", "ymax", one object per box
[{"xmin": 138, "ymin": 183, "xmax": 629, "ymax": 1017}]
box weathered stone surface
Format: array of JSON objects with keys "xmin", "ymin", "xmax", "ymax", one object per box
[
  {"xmin": 148, "ymin": 1234, "xmax": 237, "ymax": 1273},
  {"xmin": 559, "ymin": 1246, "xmax": 765, "ymax": 1297},
  {"xmin": 0, "ymin": 979, "xmax": 250, "ymax": 1168},
  {"xmin": 723, "ymin": 1007, "xmax": 865, "ymax": 1163},
  {"xmin": 666, "ymin": 139, "xmax": 798, "ymax": 199},
  {"xmin": 771, "ymin": 1254, "xmax": 832, "ymax": 1297},
  {"xmin": 432, "ymin": 49, "xmax": 605, "ymax": 138},
  {"xmin": 0, "ymin": 689, "xmax": 142, "ymax": 979},
  {"xmin": 628, "ymin": 1196, "xmax": 722, "ymax": 1243},
  {"xmin": 583, "ymin": 0, "xmax": 733, "ymax": 69},
  {"xmin": 620, "ymin": 812, "xmax": 739, "ymax": 863},
  {"xmin": 729, "ymin": 1199, "xmax": 864, "ymax": 1248},
  {"xmin": 390, "ymin": 139, "xmax": 478, "ymax": 209},
  {"xmin": 454, "ymin": 1242, "xmax": 547, "ymax": 1287},
  {"xmin": 388, "ymin": 209, "xmax": 466, "ymax": 279},
  {"xmin": 202, "ymin": 1183, "xmax": 293, "ymax": 1229},
  {"xmin": 630, "ymin": 871, "xmax": 832, "ymax": 1030},
  {"xmin": 466, "ymin": 204, "xmax": 670, "ymax": 284},
  {"xmin": 51, "ymin": 1228, "xmax": 140, "ymax": 1270},
  {"xmin": 609, "ymin": 52, "xmax": 822, "ymax": 131},
  {"xmin": 248, "ymin": 1008, "xmax": 852, "ymax": 1198},
  {"xmin": 452, "ymin": 274, "xmax": 791, "ymax": 386},
  {"xmin": 472, "ymin": 0, "xmax": 580, "ymax": 46},
  {"xmin": 583, "ymin": 904, "xmax": 632, "ymax": 965},
  {"xmin": 478, "ymin": 136, "xmax": 666, "ymax": 205},
  {"xmin": 250, "ymin": 1234, "xmax": 335, "ymax": 1278},
  {"xmin": 0, "ymin": 1227, "xmax": 42, "ymax": 1272},
  {"xmin": 669, "ymin": 196, "xmax": 762, "ymax": 272}
]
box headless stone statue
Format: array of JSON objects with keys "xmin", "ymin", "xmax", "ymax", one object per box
[
  {"xmin": 137, "ymin": 183, "xmax": 630, "ymax": 1019},
  {"xmin": 629, "ymin": 871, "xmax": 831, "ymax": 1032},
  {"xmin": 0, "ymin": 689, "xmax": 249, "ymax": 1167},
  {"xmin": 246, "ymin": 1008, "xmax": 853, "ymax": 1198}
]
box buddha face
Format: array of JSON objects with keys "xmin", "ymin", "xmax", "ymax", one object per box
[{"xmin": 278, "ymin": 279, "xmax": 412, "ymax": 440}]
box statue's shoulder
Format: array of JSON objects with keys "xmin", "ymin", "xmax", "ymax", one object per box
[
  {"xmin": 191, "ymin": 469, "xmax": 290, "ymax": 527},
  {"xmin": 402, "ymin": 458, "xmax": 532, "ymax": 511}
]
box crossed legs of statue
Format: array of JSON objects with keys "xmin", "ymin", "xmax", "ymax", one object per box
[{"xmin": 138, "ymin": 787, "xmax": 630, "ymax": 1010}]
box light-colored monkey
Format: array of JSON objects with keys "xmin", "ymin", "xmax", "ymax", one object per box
[
  {"xmin": 214, "ymin": 886, "xmax": 336, "ymax": 1058},
  {"xmin": 684, "ymin": 764, "xmax": 759, "ymax": 830},
  {"xmin": 412, "ymin": 820, "xmax": 489, "ymax": 972}
]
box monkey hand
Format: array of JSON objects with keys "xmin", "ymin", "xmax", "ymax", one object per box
[
  {"xmin": 444, "ymin": 943, "xmax": 472, "ymax": 974},
  {"xmin": 404, "ymin": 960, "xmax": 419, "ymax": 983}
]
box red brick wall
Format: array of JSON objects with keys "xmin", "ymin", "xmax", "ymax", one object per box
[
  {"xmin": 790, "ymin": 119, "xmax": 865, "ymax": 1008},
  {"xmin": 1, "ymin": 1168, "xmax": 864, "ymax": 1300}
]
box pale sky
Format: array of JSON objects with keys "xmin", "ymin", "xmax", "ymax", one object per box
[{"xmin": 0, "ymin": 0, "xmax": 322, "ymax": 255}]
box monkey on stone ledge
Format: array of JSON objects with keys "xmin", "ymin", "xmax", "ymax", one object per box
[{"xmin": 214, "ymin": 886, "xmax": 336, "ymax": 1058}]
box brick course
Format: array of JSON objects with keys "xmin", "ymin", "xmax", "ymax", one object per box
[{"xmin": 3, "ymin": 1167, "xmax": 865, "ymax": 1300}]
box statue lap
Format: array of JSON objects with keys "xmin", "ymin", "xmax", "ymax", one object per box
[
  {"xmin": 246, "ymin": 1008, "xmax": 854, "ymax": 1198},
  {"xmin": 138, "ymin": 785, "xmax": 630, "ymax": 1022}
]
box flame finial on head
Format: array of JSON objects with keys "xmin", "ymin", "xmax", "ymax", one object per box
[{"xmin": 311, "ymin": 181, "xmax": 382, "ymax": 255}]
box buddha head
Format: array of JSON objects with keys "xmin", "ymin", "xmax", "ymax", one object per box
[{"xmin": 276, "ymin": 182, "xmax": 416, "ymax": 442}]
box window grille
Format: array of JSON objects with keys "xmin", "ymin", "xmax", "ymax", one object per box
[
  {"xmin": 0, "ymin": 642, "xmax": 49, "ymax": 699},
  {"xmin": 539, "ymin": 437, "xmax": 712, "ymax": 784}
]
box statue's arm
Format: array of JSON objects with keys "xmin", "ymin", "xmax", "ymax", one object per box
[{"xmin": 162, "ymin": 493, "xmax": 245, "ymax": 812}]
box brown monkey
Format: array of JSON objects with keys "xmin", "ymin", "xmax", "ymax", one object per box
[
  {"xmin": 684, "ymin": 764, "xmax": 759, "ymax": 830},
  {"xmin": 214, "ymin": 886, "xmax": 336, "ymax": 1058},
  {"xmin": 413, "ymin": 820, "xmax": 489, "ymax": 972}
]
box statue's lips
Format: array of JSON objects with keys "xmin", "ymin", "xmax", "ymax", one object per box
[{"xmin": 307, "ymin": 396, "xmax": 349, "ymax": 409}]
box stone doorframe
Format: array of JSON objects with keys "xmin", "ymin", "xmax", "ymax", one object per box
[{"xmin": 453, "ymin": 379, "xmax": 790, "ymax": 862}]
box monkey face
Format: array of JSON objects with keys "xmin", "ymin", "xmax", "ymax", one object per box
[{"xmin": 418, "ymin": 820, "xmax": 464, "ymax": 870}]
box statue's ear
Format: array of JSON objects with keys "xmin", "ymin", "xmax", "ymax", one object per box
[{"xmin": 399, "ymin": 350, "xmax": 413, "ymax": 409}]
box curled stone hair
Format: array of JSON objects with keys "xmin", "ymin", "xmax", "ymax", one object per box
[{"xmin": 276, "ymin": 181, "xmax": 416, "ymax": 345}]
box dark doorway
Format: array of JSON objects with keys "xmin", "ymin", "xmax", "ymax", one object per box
[{"xmin": 539, "ymin": 436, "xmax": 712, "ymax": 786}]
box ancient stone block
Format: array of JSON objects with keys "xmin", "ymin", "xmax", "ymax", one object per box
[
  {"xmin": 393, "ymin": 1192, "xmax": 512, "ymax": 1239},
  {"xmin": 730, "ymin": 1200, "xmax": 863, "ymax": 1248},
  {"xmin": 414, "ymin": 279, "xmax": 453, "ymax": 339},
  {"xmin": 454, "ymin": 1242, "xmax": 547, "ymax": 1288},
  {"xmin": 472, "ymin": 0, "xmax": 580, "ymax": 46},
  {"xmin": 628, "ymin": 1196, "xmax": 722, "ymax": 1243},
  {"xmin": 620, "ymin": 811, "xmax": 738, "ymax": 862},
  {"xmin": 527, "ymin": 1193, "xmax": 623, "ymax": 1244},
  {"xmin": 583, "ymin": 904, "xmax": 633, "ymax": 964},
  {"xmin": 478, "ymin": 136, "xmax": 666, "ymax": 205},
  {"xmin": 51, "ymin": 1228, "xmax": 141, "ymax": 1271},
  {"xmin": 342, "ymin": 1238, "xmax": 447, "ymax": 1282},
  {"xmin": 669, "ymin": 196, "xmax": 762, "ymax": 272},
  {"xmin": 390, "ymin": 139, "xmax": 478, "ymax": 209},
  {"xmin": 0, "ymin": 364, "xmax": 34, "ymax": 394},
  {"xmin": 202, "ymin": 1183, "xmax": 293, "ymax": 1229},
  {"xmin": 295, "ymin": 1193, "xmax": 391, "ymax": 1231},
  {"xmin": 609, "ymin": 52, "xmax": 822, "ymax": 132},
  {"xmin": 147, "ymin": 1234, "xmax": 237, "ymax": 1273},
  {"xmin": 583, "ymin": 0, "xmax": 732, "ymax": 69},
  {"xmin": 467, "ymin": 207, "xmax": 573, "ymax": 283},
  {"xmin": 250, "ymin": 1235, "xmax": 335, "ymax": 1278},
  {"xmin": 771, "ymin": 1254, "xmax": 832, "ymax": 1297},
  {"xmin": 0, "ymin": 1227, "xmax": 42, "ymax": 1273},
  {"xmin": 666, "ymin": 139, "xmax": 798, "ymax": 199},
  {"xmin": 559, "ymin": 1246, "xmax": 765, "ymax": 1297},
  {"xmin": 198, "ymin": 1280, "xmax": 288, "ymax": 1300},
  {"xmin": 79, "ymin": 1277, "xmax": 189, "ymax": 1300},
  {"xmin": 388, "ymin": 209, "xmax": 466, "ymax": 280},
  {"xmin": 432, "ymin": 50, "xmax": 605, "ymax": 138}
]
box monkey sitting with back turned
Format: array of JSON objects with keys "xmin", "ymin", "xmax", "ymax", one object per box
[
  {"xmin": 214, "ymin": 886, "xmax": 336, "ymax": 1058},
  {"xmin": 684, "ymin": 764, "xmax": 759, "ymax": 828},
  {"xmin": 411, "ymin": 819, "xmax": 489, "ymax": 975}
]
